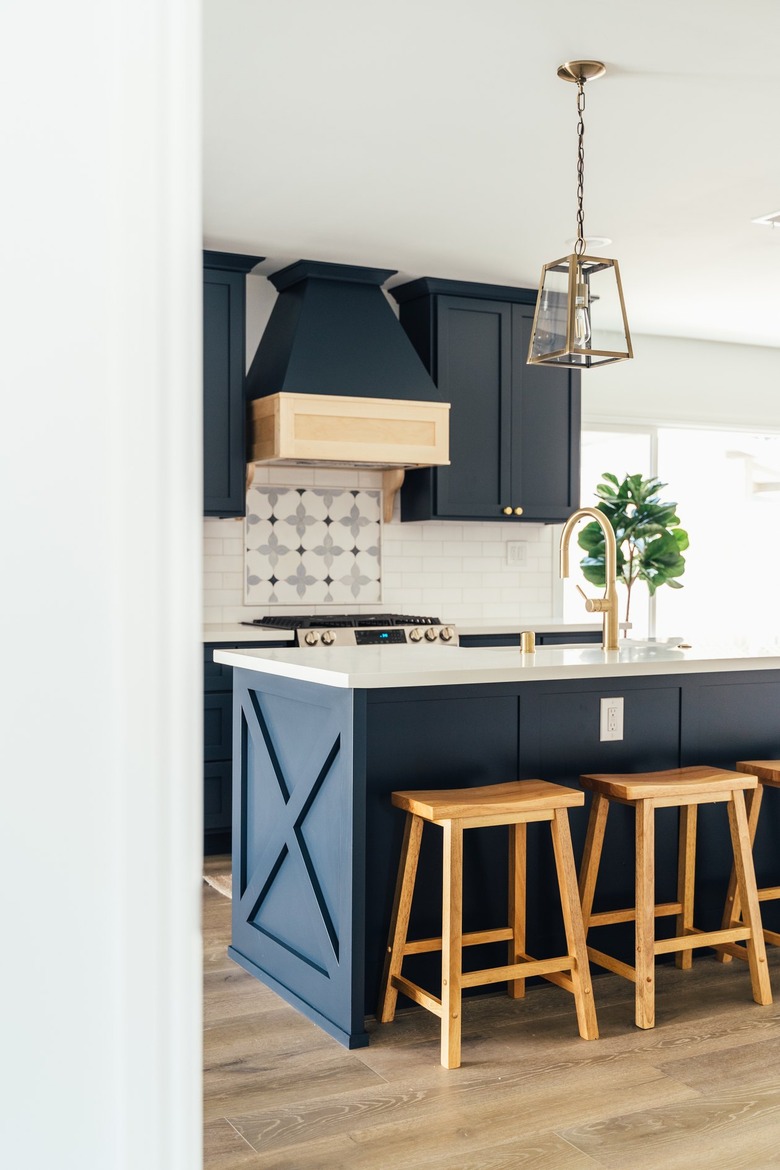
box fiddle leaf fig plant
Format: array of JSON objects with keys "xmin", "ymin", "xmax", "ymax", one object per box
[{"xmin": 578, "ymin": 472, "xmax": 689, "ymax": 627}]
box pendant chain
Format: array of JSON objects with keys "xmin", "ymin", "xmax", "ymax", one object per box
[{"xmin": 575, "ymin": 80, "xmax": 586, "ymax": 257}]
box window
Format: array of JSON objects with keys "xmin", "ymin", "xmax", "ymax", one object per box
[{"xmin": 561, "ymin": 425, "xmax": 780, "ymax": 647}]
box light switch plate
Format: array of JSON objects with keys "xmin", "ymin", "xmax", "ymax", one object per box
[
  {"xmin": 506, "ymin": 541, "xmax": 528, "ymax": 566},
  {"xmin": 600, "ymin": 696, "xmax": 624, "ymax": 741}
]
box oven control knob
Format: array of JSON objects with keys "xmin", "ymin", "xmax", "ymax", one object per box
[
  {"xmin": 304, "ymin": 631, "xmax": 319, "ymax": 646},
  {"xmin": 409, "ymin": 627, "xmax": 423, "ymax": 642},
  {"xmin": 321, "ymin": 630, "xmax": 335, "ymax": 646},
  {"xmin": 439, "ymin": 626, "xmax": 454, "ymax": 642},
  {"xmin": 424, "ymin": 627, "xmax": 438, "ymax": 641}
]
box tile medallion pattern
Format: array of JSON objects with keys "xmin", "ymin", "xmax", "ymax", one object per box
[{"xmin": 245, "ymin": 486, "xmax": 382, "ymax": 605}]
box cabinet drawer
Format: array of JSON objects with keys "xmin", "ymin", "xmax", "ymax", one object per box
[
  {"xmin": 204, "ymin": 759, "xmax": 232, "ymax": 831},
  {"xmin": 204, "ymin": 692, "xmax": 232, "ymax": 760}
]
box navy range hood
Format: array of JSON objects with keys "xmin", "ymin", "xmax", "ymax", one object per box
[{"xmin": 244, "ymin": 261, "xmax": 450, "ymax": 514}]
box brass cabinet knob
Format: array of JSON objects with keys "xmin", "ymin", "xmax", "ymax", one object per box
[
  {"xmin": 502, "ymin": 506, "xmax": 513, "ymax": 515},
  {"xmin": 514, "ymin": 506, "xmax": 524, "ymax": 516}
]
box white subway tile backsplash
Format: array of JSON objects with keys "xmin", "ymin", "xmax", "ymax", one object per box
[
  {"xmin": 203, "ymin": 519, "xmax": 231, "ymax": 539},
  {"xmin": 395, "ymin": 558, "xmax": 423, "ymax": 575},
  {"xmin": 267, "ymin": 466, "xmax": 317, "ymax": 485},
  {"xmin": 203, "ymin": 481, "xmax": 560, "ymax": 624}
]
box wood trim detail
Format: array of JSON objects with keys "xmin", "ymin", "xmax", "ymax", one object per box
[{"xmin": 249, "ymin": 392, "xmax": 450, "ymax": 469}]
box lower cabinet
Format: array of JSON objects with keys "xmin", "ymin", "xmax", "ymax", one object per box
[
  {"xmin": 203, "ymin": 641, "xmax": 287, "ymax": 855},
  {"xmin": 459, "ymin": 630, "xmax": 602, "ymax": 648}
]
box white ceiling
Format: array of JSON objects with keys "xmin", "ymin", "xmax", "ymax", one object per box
[{"xmin": 203, "ymin": 0, "xmax": 780, "ymax": 348}]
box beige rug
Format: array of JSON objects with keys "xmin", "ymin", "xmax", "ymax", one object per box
[{"xmin": 203, "ymin": 871, "xmax": 232, "ymax": 899}]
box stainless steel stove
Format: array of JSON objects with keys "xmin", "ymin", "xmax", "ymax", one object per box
[{"xmin": 241, "ymin": 613, "xmax": 458, "ymax": 647}]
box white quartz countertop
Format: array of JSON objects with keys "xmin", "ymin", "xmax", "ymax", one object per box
[{"xmin": 212, "ymin": 640, "xmax": 780, "ymax": 690}]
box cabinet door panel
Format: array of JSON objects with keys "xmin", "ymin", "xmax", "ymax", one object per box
[
  {"xmin": 204, "ymin": 759, "xmax": 232, "ymax": 831},
  {"xmin": 203, "ymin": 264, "xmax": 251, "ymax": 518},
  {"xmin": 510, "ymin": 308, "xmax": 581, "ymax": 521},
  {"xmin": 433, "ymin": 297, "xmax": 512, "ymax": 518},
  {"xmin": 204, "ymin": 692, "xmax": 232, "ymax": 760}
]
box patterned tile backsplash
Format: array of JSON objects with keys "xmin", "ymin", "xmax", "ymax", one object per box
[
  {"xmin": 204, "ymin": 465, "xmax": 557, "ymax": 624},
  {"xmin": 245, "ymin": 486, "xmax": 382, "ymax": 604}
]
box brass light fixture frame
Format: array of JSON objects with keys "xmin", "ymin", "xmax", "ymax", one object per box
[{"xmin": 527, "ymin": 60, "xmax": 633, "ymax": 369}]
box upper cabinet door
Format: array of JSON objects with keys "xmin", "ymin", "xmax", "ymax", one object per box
[
  {"xmin": 203, "ymin": 252, "xmax": 262, "ymax": 518},
  {"xmin": 509, "ymin": 306, "xmax": 581, "ymax": 522},
  {"xmin": 433, "ymin": 296, "xmax": 512, "ymax": 518}
]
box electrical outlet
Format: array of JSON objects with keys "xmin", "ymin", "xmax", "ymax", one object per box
[
  {"xmin": 600, "ymin": 696, "xmax": 624, "ymax": 742},
  {"xmin": 506, "ymin": 541, "xmax": 527, "ymax": 566}
]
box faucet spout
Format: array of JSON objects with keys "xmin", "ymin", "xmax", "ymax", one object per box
[{"xmin": 559, "ymin": 507, "xmax": 620, "ymax": 651}]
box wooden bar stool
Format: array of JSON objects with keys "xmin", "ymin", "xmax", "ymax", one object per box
[
  {"xmin": 578, "ymin": 765, "xmax": 772, "ymax": 1030},
  {"xmin": 377, "ymin": 780, "xmax": 598, "ymax": 1069},
  {"xmin": 720, "ymin": 760, "xmax": 780, "ymax": 960}
]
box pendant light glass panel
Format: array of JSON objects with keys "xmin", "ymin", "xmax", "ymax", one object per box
[{"xmin": 528, "ymin": 253, "xmax": 632, "ymax": 368}]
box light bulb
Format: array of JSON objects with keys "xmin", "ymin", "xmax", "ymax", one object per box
[{"xmin": 573, "ymin": 281, "xmax": 591, "ymax": 349}]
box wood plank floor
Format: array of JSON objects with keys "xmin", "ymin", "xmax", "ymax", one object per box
[{"xmin": 203, "ymin": 858, "xmax": 780, "ymax": 1169}]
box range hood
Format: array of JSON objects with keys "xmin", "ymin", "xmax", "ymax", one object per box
[{"xmin": 245, "ymin": 261, "xmax": 450, "ymax": 519}]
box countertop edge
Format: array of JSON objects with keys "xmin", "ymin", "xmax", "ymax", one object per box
[{"xmin": 212, "ymin": 644, "xmax": 780, "ymax": 690}]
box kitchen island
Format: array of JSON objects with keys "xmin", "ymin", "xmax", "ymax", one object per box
[{"xmin": 214, "ymin": 640, "xmax": 780, "ymax": 1047}]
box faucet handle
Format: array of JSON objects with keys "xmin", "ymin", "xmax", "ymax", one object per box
[{"xmin": 576, "ymin": 583, "xmax": 610, "ymax": 614}]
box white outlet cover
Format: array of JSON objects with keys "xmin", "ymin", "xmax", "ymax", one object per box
[{"xmin": 600, "ymin": 696, "xmax": 624, "ymax": 741}]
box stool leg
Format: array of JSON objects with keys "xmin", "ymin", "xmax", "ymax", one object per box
[
  {"xmin": 377, "ymin": 813, "xmax": 423, "ymax": 1023},
  {"xmin": 551, "ymin": 808, "xmax": 599, "ymax": 1040},
  {"xmin": 441, "ymin": 819, "xmax": 463, "ymax": 1069},
  {"xmin": 508, "ymin": 822, "xmax": 526, "ymax": 999},
  {"xmin": 719, "ymin": 784, "xmax": 763, "ymax": 963},
  {"xmin": 727, "ymin": 790, "xmax": 772, "ymax": 1007},
  {"xmin": 675, "ymin": 805, "xmax": 697, "ymax": 971},
  {"xmin": 579, "ymin": 792, "xmax": 609, "ymax": 927},
  {"xmin": 635, "ymin": 799, "xmax": 656, "ymax": 1029}
]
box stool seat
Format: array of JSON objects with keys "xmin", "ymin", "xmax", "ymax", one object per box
[
  {"xmin": 379, "ymin": 778, "xmax": 598, "ymax": 1068},
  {"xmin": 736, "ymin": 760, "xmax": 780, "ymax": 785},
  {"xmin": 581, "ymin": 765, "xmax": 756, "ymax": 803},
  {"xmin": 578, "ymin": 764, "xmax": 771, "ymax": 1030},
  {"xmin": 392, "ymin": 779, "xmax": 584, "ymax": 822}
]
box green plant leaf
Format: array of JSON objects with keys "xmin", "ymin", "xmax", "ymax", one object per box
[{"xmin": 577, "ymin": 472, "xmax": 688, "ymax": 621}]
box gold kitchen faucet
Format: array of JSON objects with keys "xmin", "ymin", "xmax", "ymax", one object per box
[{"xmin": 559, "ymin": 507, "xmax": 619, "ymax": 651}]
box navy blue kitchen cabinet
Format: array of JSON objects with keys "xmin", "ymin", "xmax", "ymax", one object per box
[
  {"xmin": 203, "ymin": 251, "xmax": 262, "ymax": 517},
  {"xmin": 459, "ymin": 630, "xmax": 602, "ymax": 648},
  {"xmin": 226, "ymin": 663, "xmax": 780, "ymax": 1047},
  {"xmin": 391, "ymin": 278, "xmax": 581, "ymax": 523},
  {"xmin": 203, "ymin": 641, "xmax": 287, "ymax": 854}
]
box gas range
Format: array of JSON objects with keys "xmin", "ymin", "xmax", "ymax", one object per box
[{"xmin": 241, "ymin": 613, "xmax": 458, "ymax": 647}]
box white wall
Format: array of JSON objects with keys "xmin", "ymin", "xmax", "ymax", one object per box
[
  {"xmin": 582, "ymin": 333, "xmax": 780, "ymax": 428},
  {"xmin": 1, "ymin": 2, "xmax": 202, "ymax": 1167}
]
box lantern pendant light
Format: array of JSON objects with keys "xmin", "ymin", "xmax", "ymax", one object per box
[{"xmin": 527, "ymin": 61, "xmax": 633, "ymax": 369}]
